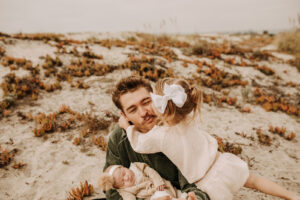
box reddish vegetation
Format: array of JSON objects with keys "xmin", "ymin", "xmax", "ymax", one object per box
[
  {"xmin": 66, "ymin": 180, "xmax": 94, "ymax": 200},
  {"xmin": 193, "ymin": 61, "xmax": 248, "ymax": 91},
  {"xmin": 214, "ymin": 135, "xmax": 243, "ymax": 155},
  {"xmin": 0, "ymin": 146, "xmax": 17, "ymax": 168},
  {"xmin": 241, "ymin": 107, "xmax": 251, "ymax": 113},
  {"xmin": 122, "ymin": 55, "xmax": 173, "ymax": 81},
  {"xmin": 1, "ymin": 56, "xmax": 33, "ymax": 71},
  {"xmin": 256, "ymin": 129, "xmax": 272, "ymax": 146},
  {"xmin": 254, "ymin": 88, "xmax": 300, "ymax": 117},
  {"xmin": 92, "ymin": 136, "xmax": 107, "ymax": 152},
  {"xmin": 0, "ymin": 46, "xmax": 6, "ymax": 56},
  {"xmin": 12, "ymin": 161, "xmax": 26, "ymax": 169},
  {"xmin": 73, "ymin": 137, "xmax": 81, "ymax": 146},
  {"xmin": 31, "ymin": 105, "xmax": 110, "ymax": 151},
  {"xmin": 269, "ymin": 125, "xmax": 296, "ymax": 141}
]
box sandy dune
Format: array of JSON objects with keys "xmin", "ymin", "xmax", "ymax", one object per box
[{"xmin": 0, "ymin": 32, "xmax": 299, "ymax": 200}]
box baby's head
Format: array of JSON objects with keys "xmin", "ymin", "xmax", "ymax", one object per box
[
  {"xmin": 98, "ymin": 165, "xmax": 135, "ymax": 191},
  {"xmin": 152, "ymin": 78, "xmax": 202, "ymax": 125}
]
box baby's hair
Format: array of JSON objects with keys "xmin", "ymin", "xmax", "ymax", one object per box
[
  {"xmin": 154, "ymin": 78, "xmax": 202, "ymax": 125},
  {"xmin": 98, "ymin": 165, "xmax": 119, "ymax": 191},
  {"xmin": 98, "ymin": 172, "xmax": 114, "ymax": 191}
]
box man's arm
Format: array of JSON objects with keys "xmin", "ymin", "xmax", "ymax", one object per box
[
  {"xmin": 178, "ymin": 170, "xmax": 210, "ymax": 200},
  {"xmin": 103, "ymin": 126, "xmax": 144, "ymax": 200},
  {"xmin": 104, "ymin": 125, "xmax": 128, "ymax": 170},
  {"xmin": 118, "ymin": 190, "xmax": 137, "ymax": 200},
  {"xmin": 103, "ymin": 126, "xmax": 126, "ymax": 200}
]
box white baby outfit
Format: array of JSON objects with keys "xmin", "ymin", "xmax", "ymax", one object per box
[
  {"xmin": 117, "ymin": 162, "xmax": 178, "ymax": 200},
  {"xmin": 126, "ymin": 115, "xmax": 249, "ymax": 200}
]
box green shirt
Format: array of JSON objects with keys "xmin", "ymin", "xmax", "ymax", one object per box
[{"xmin": 103, "ymin": 126, "xmax": 210, "ymax": 200}]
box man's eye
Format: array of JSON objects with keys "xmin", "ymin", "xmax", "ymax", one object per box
[
  {"xmin": 129, "ymin": 108, "xmax": 136, "ymax": 113},
  {"xmin": 143, "ymin": 100, "xmax": 151, "ymax": 105}
]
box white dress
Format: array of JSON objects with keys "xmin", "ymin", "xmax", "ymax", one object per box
[{"xmin": 126, "ymin": 117, "xmax": 249, "ymax": 200}]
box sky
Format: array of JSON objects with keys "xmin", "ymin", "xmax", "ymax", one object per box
[{"xmin": 0, "ymin": 0, "xmax": 299, "ymax": 34}]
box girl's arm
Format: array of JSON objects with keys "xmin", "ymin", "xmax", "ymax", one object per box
[{"xmin": 126, "ymin": 125, "xmax": 162, "ymax": 154}]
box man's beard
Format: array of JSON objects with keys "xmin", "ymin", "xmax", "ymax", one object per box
[{"xmin": 142, "ymin": 113, "xmax": 157, "ymax": 124}]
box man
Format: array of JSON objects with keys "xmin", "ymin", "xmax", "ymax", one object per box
[{"xmin": 103, "ymin": 76, "xmax": 210, "ymax": 200}]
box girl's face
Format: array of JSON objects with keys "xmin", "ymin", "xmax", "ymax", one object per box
[
  {"xmin": 151, "ymin": 102, "xmax": 161, "ymax": 116},
  {"xmin": 113, "ymin": 167, "xmax": 135, "ymax": 189},
  {"xmin": 151, "ymin": 89, "xmax": 163, "ymax": 116}
]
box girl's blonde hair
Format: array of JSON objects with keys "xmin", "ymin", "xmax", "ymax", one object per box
[{"xmin": 154, "ymin": 78, "xmax": 202, "ymax": 125}]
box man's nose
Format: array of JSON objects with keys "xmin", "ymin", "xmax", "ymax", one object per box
[{"xmin": 137, "ymin": 106, "xmax": 147, "ymax": 117}]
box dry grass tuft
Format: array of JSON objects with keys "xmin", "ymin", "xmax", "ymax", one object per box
[
  {"xmin": 191, "ymin": 40, "xmax": 217, "ymax": 57},
  {"xmin": 288, "ymin": 55, "xmax": 300, "ymax": 72},
  {"xmin": 277, "ymin": 29, "xmax": 300, "ymax": 54}
]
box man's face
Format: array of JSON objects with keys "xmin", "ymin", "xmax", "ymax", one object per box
[{"xmin": 120, "ymin": 87, "xmax": 157, "ymax": 133}]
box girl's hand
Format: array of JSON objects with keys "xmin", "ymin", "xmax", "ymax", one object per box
[
  {"xmin": 118, "ymin": 115, "xmax": 130, "ymax": 130},
  {"xmin": 187, "ymin": 192, "xmax": 196, "ymax": 200},
  {"xmin": 156, "ymin": 184, "xmax": 165, "ymax": 191}
]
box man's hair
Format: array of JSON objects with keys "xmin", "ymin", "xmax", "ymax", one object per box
[{"xmin": 112, "ymin": 76, "xmax": 152, "ymax": 111}]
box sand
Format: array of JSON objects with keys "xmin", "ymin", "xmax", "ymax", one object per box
[{"xmin": 0, "ymin": 32, "xmax": 299, "ymax": 200}]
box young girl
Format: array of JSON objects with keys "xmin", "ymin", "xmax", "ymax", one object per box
[
  {"xmin": 98, "ymin": 162, "xmax": 190, "ymax": 200},
  {"xmin": 119, "ymin": 77, "xmax": 300, "ymax": 200}
]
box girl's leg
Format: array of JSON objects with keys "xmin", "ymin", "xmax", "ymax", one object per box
[{"xmin": 244, "ymin": 173, "xmax": 300, "ymax": 200}]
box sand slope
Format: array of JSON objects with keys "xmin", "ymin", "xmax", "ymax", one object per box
[{"xmin": 0, "ymin": 32, "xmax": 299, "ymax": 200}]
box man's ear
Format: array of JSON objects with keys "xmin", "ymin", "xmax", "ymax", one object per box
[{"xmin": 120, "ymin": 111, "xmax": 133, "ymax": 125}]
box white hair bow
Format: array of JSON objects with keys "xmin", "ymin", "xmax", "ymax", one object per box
[{"xmin": 150, "ymin": 83, "xmax": 187, "ymax": 114}]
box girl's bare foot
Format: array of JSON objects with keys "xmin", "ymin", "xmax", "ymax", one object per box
[{"xmin": 288, "ymin": 194, "xmax": 300, "ymax": 200}]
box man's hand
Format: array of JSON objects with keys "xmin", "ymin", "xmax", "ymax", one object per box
[
  {"xmin": 118, "ymin": 114, "xmax": 130, "ymax": 130},
  {"xmin": 156, "ymin": 184, "xmax": 165, "ymax": 191}
]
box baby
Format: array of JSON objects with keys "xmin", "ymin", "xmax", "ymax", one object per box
[{"xmin": 98, "ymin": 162, "xmax": 189, "ymax": 200}]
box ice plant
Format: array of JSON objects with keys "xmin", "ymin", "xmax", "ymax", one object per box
[{"xmin": 66, "ymin": 181, "xmax": 94, "ymax": 200}]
